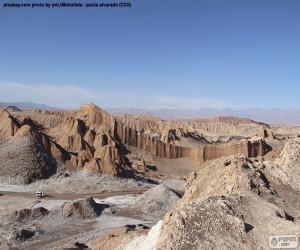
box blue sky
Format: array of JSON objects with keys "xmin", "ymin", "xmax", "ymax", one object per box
[{"xmin": 0, "ymin": 0, "xmax": 299, "ymax": 109}]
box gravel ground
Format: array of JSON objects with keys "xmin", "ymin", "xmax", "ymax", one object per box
[
  {"xmin": 0, "ymin": 172, "xmax": 169, "ymax": 250},
  {"xmin": 0, "ymin": 192, "xmax": 154, "ymax": 250},
  {"xmin": 0, "ymin": 171, "xmax": 154, "ymax": 194}
]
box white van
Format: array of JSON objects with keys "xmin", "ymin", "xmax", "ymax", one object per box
[{"xmin": 35, "ymin": 191, "xmax": 45, "ymax": 198}]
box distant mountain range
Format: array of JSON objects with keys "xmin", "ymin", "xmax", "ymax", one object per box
[
  {"xmin": 0, "ymin": 101, "xmax": 299, "ymax": 125},
  {"xmin": 107, "ymin": 108, "xmax": 300, "ymax": 125},
  {"xmin": 0, "ymin": 101, "xmax": 55, "ymax": 110}
]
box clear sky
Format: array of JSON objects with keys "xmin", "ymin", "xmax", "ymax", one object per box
[{"xmin": 0, "ymin": 0, "xmax": 299, "ymax": 109}]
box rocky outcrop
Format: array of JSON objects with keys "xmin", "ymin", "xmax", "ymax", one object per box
[
  {"xmin": 257, "ymin": 126, "xmax": 275, "ymax": 139},
  {"xmin": 155, "ymin": 155, "xmax": 300, "ymax": 249},
  {"xmin": 0, "ymin": 109, "xmax": 21, "ymax": 139},
  {"xmin": 129, "ymin": 185, "xmax": 180, "ymax": 218},
  {"xmin": 10, "ymin": 207, "xmax": 49, "ymax": 222},
  {"xmin": 0, "ymin": 137, "xmax": 57, "ymax": 184},
  {"xmin": 157, "ymin": 193, "xmax": 299, "ymax": 250},
  {"xmin": 269, "ymin": 138, "xmax": 300, "ymax": 191},
  {"xmin": 112, "ymin": 155, "xmax": 299, "ymax": 249},
  {"xmin": 62, "ymin": 197, "xmax": 109, "ymax": 219},
  {"xmin": 180, "ymin": 155, "xmax": 273, "ymax": 205},
  {"xmin": 7, "ymin": 228, "xmax": 37, "ymax": 243},
  {"xmin": 90, "ymin": 154, "xmax": 300, "ymax": 249}
]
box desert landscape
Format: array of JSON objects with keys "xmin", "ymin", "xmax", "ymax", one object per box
[
  {"xmin": 1, "ymin": 0, "xmax": 300, "ymax": 248},
  {"xmin": 0, "ymin": 103, "xmax": 299, "ymax": 249}
]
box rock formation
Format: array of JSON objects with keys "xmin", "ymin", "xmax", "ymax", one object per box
[
  {"xmin": 154, "ymin": 155, "xmax": 300, "ymax": 249},
  {"xmin": 10, "ymin": 207, "xmax": 49, "ymax": 222},
  {"xmin": 90, "ymin": 150, "xmax": 300, "ymax": 250},
  {"xmin": 178, "ymin": 155, "xmax": 273, "ymax": 205},
  {"xmin": 187, "ymin": 137, "xmax": 265, "ymax": 162},
  {"xmin": 129, "ymin": 185, "xmax": 180, "ymax": 218},
  {"xmin": 190, "ymin": 116, "xmax": 271, "ymax": 138},
  {"xmin": 269, "ymin": 138, "xmax": 300, "ymax": 191},
  {"xmin": 0, "ymin": 109, "xmax": 20, "ymax": 138},
  {"xmin": 157, "ymin": 193, "xmax": 299, "ymax": 250},
  {"xmin": 0, "ymin": 104, "xmax": 273, "ymax": 182},
  {"xmin": 0, "ymin": 137, "xmax": 57, "ymax": 184},
  {"xmin": 120, "ymin": 115, "xmax": 272, "ymax": 139},
  {"xmin": 62, "ymin": 197, "xmax": 109, "ymax": 219},
  {"xmin": 0, "ymin": 106, "xmax": 133, "ymax": 179},
  {"xmin": 7, "ymin": 228, "xmax": 37, "ymax": 243}
]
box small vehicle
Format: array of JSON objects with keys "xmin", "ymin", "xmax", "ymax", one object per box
[{"xmin": 35, "ymin": 191, "xmax": 45, "ymax": 198}]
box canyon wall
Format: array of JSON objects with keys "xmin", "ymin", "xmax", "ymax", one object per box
[
  {"xmin": 115, "ymin": 123, "xmax": 189, "ymax": 158},
  {"xmin": 114, "ymin": 118, "xmax": 266, "ymax": 161},
  {"xmin": 189, "ymin": 138, "xmax": 266, "ymax": 162}
]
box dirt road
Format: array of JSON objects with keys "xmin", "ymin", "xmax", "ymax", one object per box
[{"xmin": 0, "ymin": 189, "xmax": 145, "ymax": 200}]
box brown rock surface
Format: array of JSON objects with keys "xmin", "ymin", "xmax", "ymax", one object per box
[
  {"xmin": 0, "ymin": 104, "xmax": 272, "ymax": 181},
  {"xmin": 189, "ymin": 137, "xmax": 267, "ymax": 162},
  {"xmin": 0, "ymin": 109, "xmax": 21, "ymax": 139},
  {"xmin": 0, "ymin": 105, "xmax": 133, "ymax": 178}
]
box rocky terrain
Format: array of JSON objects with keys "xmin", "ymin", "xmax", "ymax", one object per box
[
  {"xmin": 95, "ymin": 140, "xmax": 300, "ymax": 250},
  {"xmin": 0, "ymin": 103, "xmax": 299, "ymax": 249},
  {"xmin": 0, "ymin": 103, "xmax": 276, "ymax": 183},
  {"xmin": 119, "ymin": 184, "xmax": 181, "ymax": 219}
]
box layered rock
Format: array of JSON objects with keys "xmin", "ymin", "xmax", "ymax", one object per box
[
  {"xmin": 120, "ymin": 115, "xmax": 272, "ymax": 139},
  {"xmin": 116, "ymin": 124, "xmax": 189, "ymax": 158},
  {"xmin": 189, "ymin": 137, "xmax": 267, "ymax": 162},
  {"xmin": 116, "ymin": 119, "xmax": 267, "ymax": 161}
]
